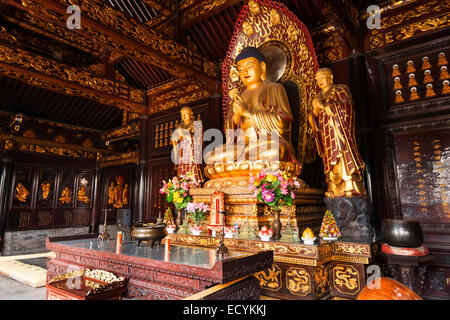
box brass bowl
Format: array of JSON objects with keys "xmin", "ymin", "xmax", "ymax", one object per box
[
  {"xmin": 381, "ymin": 219, "xmax": 424, "ymax": 248},
  {"xmin": 131, "ymin": 222, "xmax": 166, "ymax": 248}
]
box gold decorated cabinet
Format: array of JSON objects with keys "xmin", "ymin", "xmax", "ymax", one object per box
[{"xmin": 166, "ymin": 234, "xmax": 377, "ymax": 300}]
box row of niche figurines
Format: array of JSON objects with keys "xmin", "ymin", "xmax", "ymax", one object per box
[
  {"xmin": 393, "ymin": 53, "xmax": 450, "ymax": 103},
  {"xmin": 15, "ymin": 181, "xmax": 90, "ymax": 204}
]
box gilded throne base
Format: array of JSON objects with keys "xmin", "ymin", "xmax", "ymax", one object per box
[{"xmin": 189, "ymin": 181, "xmax": 325, "ymax": 236}]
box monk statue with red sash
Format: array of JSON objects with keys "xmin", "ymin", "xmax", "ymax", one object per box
[{"xmin": 308, "ymin": 68, "xmax": 367, "ymax": 197}]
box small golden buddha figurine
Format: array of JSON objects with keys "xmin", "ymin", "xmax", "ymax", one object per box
[
  {"xmin": 242, "ymin": 21, "xmax": 254, "ymax": 37},
  {"xmin": 59, "ymin": 186, "xmax": 71, "ymax": 204},
  {"xmin": 406, "ymin": 60, "xmax": 416, "ymax": 73},
  {"xmin": 421, "ymin": 56, "xmax": 432, "ymax": 70},
  {"xmin": 15, "ymin": 183, "xmax": 30, "ymax": 203},
  {"xmin": 442, "ymin": 80, "xmax": 450, "ymax": 95},
  {"xmin": 393, "ymin": 77, "xmax": 402, "ymax": 90},
  {"xmin": 40, "ymin": 182, "xmax": 51, "ymax": 200},
  {"xmin": 113, "ymin": 176, "xmax": 124, "ymax": 208},
  {"xmin": 108, "ymin": 181, "xmax": 115, "ymax": 205},
  {"xmin": 77, "ymin": 186, "xmax": 90, "ymax": 204},
  {"xmin": 408, "ymin": 73, "xmax": 418, "ymax": 87},
  {"xmin": 410, "ymin": 87, "xmax": 420, "ymax": 101},
  {"xmin": 123, "ymin": 183, "xmax": 129, "ymax": 205},
  {"xmin": 440, "ymin": 66, "xmax": 450, "ymax": 80},
  {"xmin": 437, "ymin": 52, "xmax": 448, "ymax": 67},
  {"xmin": 425, "ymin": 84, "xmax": 436, "ymax": 98},
  {"xmin": 248, "ymin": 0, "xmax": 261, "ymax": 15},
  {"xmin": 308, "ymin": 68, "xmax": 367, "ymax": 197},
  {"xmin": 395, "ymin": 90, "xmax": 405, "ymax": 103},
  {"xmin": 423, "ymin": 70, "xmax": 434, "ymax": 84},
  {"xmin": 205, "ymin": 46, "xmax": 300, "ymax": 173},
  {"xmin": 392, "ymin": 64, "xmax": 401, "ymax": 77},
  {"xmin": 171, "ymin": 106, "xmax": 204, "ymax": 183}
]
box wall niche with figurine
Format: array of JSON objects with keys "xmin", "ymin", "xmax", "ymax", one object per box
[{"xmin": 6, "ymin": 164, "xmax": 94, "ymax": 231}]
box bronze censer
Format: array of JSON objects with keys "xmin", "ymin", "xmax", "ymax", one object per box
[{"xmin": 131, "ymin": 221, "xmax": 166, "ymax": 248}]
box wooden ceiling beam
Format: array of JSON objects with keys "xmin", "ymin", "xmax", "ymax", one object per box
[
  {"xmin": 311, "ymin": 0, "xmax": 362, "ymax": 50},
  {"xmin": 181, "ymin": 0, "xmax": 243, "ymax": 29},
  {"xmin": 0, "ymin": 42, "xmax": 147, "ymax": 114},
  {"xmin": 9, "ymin": 0, "xmax": 217, "ymax": 91},
  {"xmin": 140, "ymin": 0, "xmax": 173, "ymax": 17}
]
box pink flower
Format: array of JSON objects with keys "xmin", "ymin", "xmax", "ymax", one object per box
[{"xmin": 291, "ymin": 191, "xmax": 295, "ymax": 199}]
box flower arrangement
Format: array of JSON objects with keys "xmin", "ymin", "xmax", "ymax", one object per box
[
  {"xmin": 159, "ymin": 174, "xmax": 199, "ymax": 210},
  {"xmin": 258, "ymin": 226, "xmax": 274, "ymax": 241},
  {"xmin": 186, "ymin": 202, "xmax": 210, "ymax": 226},
  {"xmin": 319, "ymin": 210, "xmax": 342, "ymax": 240},
  {"xmin": 249, "ymin": 170, "xmax": 301, "ymax": 208}
]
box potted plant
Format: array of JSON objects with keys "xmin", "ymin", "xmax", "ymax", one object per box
[
  {"xmin": 159, "ymin": 175, "xmax": 199, "ymax": 228},
  {"xmin": 249, "ymin": 169, "xmax": 301, "ymax": 240},
  {"xmin": 186, "ymin": 202, "xmax": 210, "ymax": 236}
]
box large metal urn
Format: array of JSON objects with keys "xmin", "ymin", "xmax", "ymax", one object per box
[
  {"xmin": 131, "ymin": 221, "xmax": 166, "ymax": 248},
  {"xmin": 381, "ymin": 219, "xmax": 424, "ymax": 248}
]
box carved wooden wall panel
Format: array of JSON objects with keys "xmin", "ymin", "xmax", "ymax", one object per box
[
  {"xmin": 5, "ymin": 158, "xmax": 95, "ymax": 231},
  {"xmin": 369, "ymin": 33, "xmax": 450, "ymax": 299}
]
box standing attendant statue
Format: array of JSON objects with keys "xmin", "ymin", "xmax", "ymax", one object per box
[
  {"xmin": 171, "ymin": 106, "xmax": 204, "ymax": 184},
  {"xmin": 308, "ymin": 68, "xmax": 367, "ymax": 197}
]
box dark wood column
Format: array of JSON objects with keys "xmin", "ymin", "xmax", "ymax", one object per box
[
  {"xmin": 90, "ymin": 158, "xmax": 102, "ymax": 233},
  {"xmin": 136, "ymin": 115, "xmax": 151, "ymax": 222},
  {"xmin": 0, "ymin": 156, "xmax": 14, "ymax": 249},
  {"xmin": 346, "ymin": 51, "xmax": 381, "ymax": 231}
]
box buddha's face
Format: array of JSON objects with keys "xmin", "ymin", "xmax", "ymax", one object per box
[
  {"xmin": 315, "ymin": 70, "xmax": 333, "ymax": 91},
  {"xmin": 180, "ymin": 108, "xmax": 193, "ymax": 123},
  {"xmin": 236, "ymin": 57, "xmax": 265, "ymax": 88}
]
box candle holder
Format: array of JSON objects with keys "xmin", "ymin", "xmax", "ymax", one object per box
[
  {"xmin": 216, "ymin": 210, "xmax": 228, "ymax": 261},
  {"xmin": 98, "ymin": 209, "xmax": 110, "ymax": 241}
]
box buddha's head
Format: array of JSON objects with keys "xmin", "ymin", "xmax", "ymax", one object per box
[
  {"xmin": 235, "ymin": 47, "xmax": 267, "ymax": 88},
  {"xmin": 315, "ymin": 68, "xmax": 334, "ymax": 92},
  {"xmin": 180, "ymin": 106, "xmax": 194, "ymax": 124}
]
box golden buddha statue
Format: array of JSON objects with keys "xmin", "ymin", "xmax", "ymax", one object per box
[
  {"xmin": 59, "ymin": 186, "xmax": 71, "ymax": 204},
  {"xmin": 204, "ymin": 47, "xmax": 300, "ymax": 186},
  {"xmin": 171, "ymin": 106, "xmax": 204, "ymax": 183},
  {"xmin": 15, "ymin": 183, "xmax": 30, "ymax": 203},
  {"xmin": 107, "ymin": 181, "xmax": 115, "ymax": 205},
  {"xmin": 113, "ymin": 176, "xmax": 124, "ymax": 208},
  {"xmin": 40, "ymin": 182, "xmax": 51, "ymax": 200},
  {"xmin": 308, "ymin": 68, "xmax": 367, "ymax": 197},
  {"xmin": 77, "ymin": 185, "xmax": 90, "ymax": 204},
  {"xmin": 123, "ymin": 183, "xmax": 129, "ymax": 205}
]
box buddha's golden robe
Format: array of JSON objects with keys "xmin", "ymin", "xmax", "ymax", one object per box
[{"xmin": 206, "ymin": 82, "xmax": 301, "ymax": 172}]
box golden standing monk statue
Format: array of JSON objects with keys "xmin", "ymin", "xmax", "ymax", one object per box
[
  {"xmin": 308, "ymin": 68, "xmax": 367, "ymax": 197},
  {"xmin": 205, "ymin": 47, "xmax": 300, "ymax": 178},
  {"xmin": 171, "ymin": 106, "xmax": 204, "ymax": 183}
]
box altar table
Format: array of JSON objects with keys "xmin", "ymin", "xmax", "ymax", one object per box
[{"xmin": 46, "ymin": 235, "xmax": 273, "ymax": 300}]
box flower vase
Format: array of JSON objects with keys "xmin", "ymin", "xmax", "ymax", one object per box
[
  {"xmin": 175, "ymin": 208, "xmax": 183, "ymax": 230},
  {"xmin": 271, "ymin": 208, "xmax": 282, "ymax": 240}
]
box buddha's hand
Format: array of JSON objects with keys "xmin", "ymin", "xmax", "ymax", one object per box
[{"xmin": 232, "ymin": 96, "xmax": 246, "ymax": 117}]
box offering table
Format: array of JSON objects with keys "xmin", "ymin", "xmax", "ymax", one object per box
[
  {"xmin": 165, "ymin": 234, "xmax": 378, "ymax": 300},
  {"xmin": 46, "ymin": 235, "xmax": 273, "ymax": 300}
]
